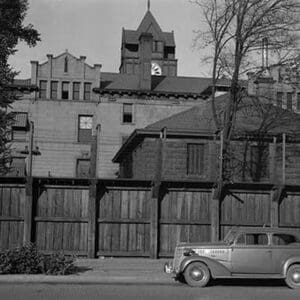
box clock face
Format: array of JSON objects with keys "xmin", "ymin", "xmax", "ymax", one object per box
[
  {"xmin": 151, "ymin": 62, "xmax": 162, "ymax": 75},
  {"xmin": 80, "ymin": 116, "xmax": 93, "ymax": 129}
]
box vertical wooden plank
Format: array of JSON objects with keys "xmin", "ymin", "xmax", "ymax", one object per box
[
  {"xmin": 120, "ymin": 190, "xmax": 129, "ymax": 251},
  {"xmin": 271, "ymin": 188, "xmax": 280, "ymax": 227},
  {"xmin": 208, "ymin": 138, "xmax": 217, "ymax": 181},
  {"xmin": 269, "ymin": 137, "xmax": 277, "ymax": 183},
  {"xmin": 271, "ymin": 194, "xmax": 279, "ymax": 227},
  {"xmin": 282, "ymin": 133, "xmax": 286, "ymax": 184}
]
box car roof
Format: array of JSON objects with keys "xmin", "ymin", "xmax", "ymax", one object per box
[{"xmin": 231, "ymin": 227, "xmax": 300, "ymax": 235}]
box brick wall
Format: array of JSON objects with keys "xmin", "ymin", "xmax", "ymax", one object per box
[{"xmin": 121, "ymin": 137, "xmax": 300, "ymax": 184}]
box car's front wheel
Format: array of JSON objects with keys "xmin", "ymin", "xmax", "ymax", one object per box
[
  {"xmin": 183, "ymin": 262, "xmax": 210, "ymax": 287},
  {"xmin": 285, "ymin": 264, "xmax": 300, "ymax": 289}
]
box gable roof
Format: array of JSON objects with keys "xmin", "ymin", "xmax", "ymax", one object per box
[
  {"xmin": 137, "ymin": 10, "xmax": 163, "ymax": 36},
  {"xmin": 145, "ymin": 102, "xmax": 217, "ymax": 133},
  {"xmin": 38, "ymin": 50, "xmax": 98, "ymax": 70},
  {"xmin": 122, "ymin": 11, "xmax": 175, "ymax": 46},
  {"xmin": 96, "ymin": 72, "xmax": 231, "ymax": 97}
]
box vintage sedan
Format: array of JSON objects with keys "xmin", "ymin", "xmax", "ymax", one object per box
[{"xmin": 164, "ymin": 227, "xmax": 300, "ymax": 288}]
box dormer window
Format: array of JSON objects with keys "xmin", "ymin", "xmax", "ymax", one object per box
[{"xmin": 64, "ymin": 56, "xmax": 68, "ymax": 73}]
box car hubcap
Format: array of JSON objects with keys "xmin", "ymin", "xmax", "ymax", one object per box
[
  {"xmin": 190, "ymin": 267, "xmax": 204, "ymax": 281},
  {"xmin": 291, "ymin": 269, "xmax": 300, "ymax": 284}
]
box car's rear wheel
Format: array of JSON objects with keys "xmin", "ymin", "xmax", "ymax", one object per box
[
  {"xmin": 285, "ymin": 264, "xmax": 300, "ymax": 289},
  {"xmin": 183, "ymin": 262, "xmax": 210, "ymax": 287}
]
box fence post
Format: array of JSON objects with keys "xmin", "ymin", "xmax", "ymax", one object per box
[
  {"xmin": 270, "ymin": 137, "xmax": 279, "ymax": 227},
  {"xmin": 23, "ymin": 121, "xmax": 34, "ymax": 245},
  {"xmin": 87, "ymin": 125, "xmax": 100, "ymax": 258},
  {"xmin": 210, "ymin": 131, "xmax": 223, "ymax": 242},
  {"xmin": 270, "ymin": 188, "xmax": 280, "ymax": 227},
  {"xmin": 210, "ymin": 187, "xmax": 220, "ymax": 242},
  {"xmin": 23, "ymin": 176, "xmax": 34, "ymax": 245},
  {"xmin": 150, "ymin": 128, "xmax": 166, "ymax": 259}
]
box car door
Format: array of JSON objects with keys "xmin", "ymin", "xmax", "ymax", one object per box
[
  {"xmin": 270, "ymin": 233, "xmax": 300, "ymax": 274},
  {"xmin": 231, "ymin": 232, "xmax": 273, "ymax": 274}
]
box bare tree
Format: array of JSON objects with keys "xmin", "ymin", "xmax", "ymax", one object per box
[{"xmin": 191, "ymin": 0, "xmax": 300, "ymax": 192}]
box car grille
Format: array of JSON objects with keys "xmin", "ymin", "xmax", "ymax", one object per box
[{"xmin": 173, "ymin": 247, "xmax": 184, "ymax": 272}]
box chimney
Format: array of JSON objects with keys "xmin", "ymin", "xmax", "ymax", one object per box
[
  {"xmin": 30, "ymin": 61, "xmax": 39, "ymax": 85},
  {"xmin": 251, "ymin": 37, "xmax": 275, "ymax": 99},
  {"xmin": 253, "ymin": 70, "xmax": 275, "ymax": 99},
  {"xmin": 139, "ymin": 32, "xmax": 153, "ymax": 91}
]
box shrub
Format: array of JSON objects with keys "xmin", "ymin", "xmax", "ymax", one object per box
[
  {"xmin": 0, "ymin": 244, "xmax": 76, "ymax": 275},
  {"xmin": 0, "ymin": 243, "xmax": 43, "ymax": 274},
  {"xmin": 42, "ymin": 252, "xmax": 76, "ymax": 275}
]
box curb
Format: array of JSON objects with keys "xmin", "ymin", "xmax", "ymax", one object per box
[{"xmin": 0, "ymin": 274, "xmax": 174, "ymax": 285}]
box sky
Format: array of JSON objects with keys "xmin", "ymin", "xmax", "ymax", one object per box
[{"xmin": 9, "ymin": 0, "xmax": 212, "ymax": 79}]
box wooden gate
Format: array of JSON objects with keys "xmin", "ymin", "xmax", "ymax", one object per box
[
  {"xmin": 35, "ymin": 185, "xmax": 89, "ymax": 255},
  {"xmin": 97, "ymin": 188, "xmax": 151, "ymax": 256}
]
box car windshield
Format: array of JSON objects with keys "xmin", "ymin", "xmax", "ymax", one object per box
[{"xmin": 223, "ymin": 229, "xmax": 237, "ymax": 244}]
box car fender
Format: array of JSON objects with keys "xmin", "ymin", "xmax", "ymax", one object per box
[
  {"xmin": 282, "ymin": 256, "xmax": 300, "ymax": 276},
  {"xmin": 180, "ymin": 255, "xmax": 231, "ymax": 278}
]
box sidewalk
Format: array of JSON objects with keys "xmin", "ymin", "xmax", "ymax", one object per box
[{"xmin": 0, "ymin": 258, "xmax": 173, "ymax": 285}]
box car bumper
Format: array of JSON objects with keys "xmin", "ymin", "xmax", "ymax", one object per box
[{"xmin": 164, "ymin": 262, "xmax": 175, "ymax": 274}]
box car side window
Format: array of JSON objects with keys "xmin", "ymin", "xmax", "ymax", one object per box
[
  {"xmin": 272, "ymin": 234, "xmax": 299, "ymax": 246},
  {"xmin": 236, "ymin": 234, "xmax": 245, "ymax": 244},
  {"xmin": 235, "ymin": 233, "xmax": 268, "ymax": 245}
]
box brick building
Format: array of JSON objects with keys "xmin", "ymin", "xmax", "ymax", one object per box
[
  {"xmin": 248, "ymin": 66, "xmax": 300, "ymax": 113},
  {"xmin": 113, "ymin": 91, "xmax": 300, "ymax": 185},
  {"xmin": 7, "ymin": 8, "xmax": 230, "ymax": 178}
]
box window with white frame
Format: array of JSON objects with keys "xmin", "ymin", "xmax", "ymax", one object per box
[{"xmin": 78, "ymin": 115, "xmax": 93, "ymax": 143}]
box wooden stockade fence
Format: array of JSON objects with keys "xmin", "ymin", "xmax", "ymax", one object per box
[{"xmin": 0, "ymin": 177, "xmax": 300, "ymax": 258}]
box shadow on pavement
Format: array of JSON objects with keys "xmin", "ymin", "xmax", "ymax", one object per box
[
  {"xmin": 72, "ymin": 266, "xmax": 93, "ymax": 274},
  {"xmin": 211, "ymin": 278, "xmax": 286, "ymax": 287}
]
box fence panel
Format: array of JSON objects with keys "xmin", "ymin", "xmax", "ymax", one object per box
[
  {"xmin": 97, "ymin": 188, "xmax": 151, "ymax": 256},
  {"xmin": 35, "ymin": 186, "xmax": 89, "ymax": 255},
  {"xmin": 0, "ymin": 185, "xmax": 25, "ymax": 250},
  {"xmin": 1, "ymin": 179, "xmax": 300, "ymax": 257},
  {"xmin": 159, "ymin": 190, "xmax": 211, "ymax": 256},
  {"xmin": 279, "ymin": 193, "xmax": 300, "ymax": 229},
  {"xmin": 220, "ymin": 191, "xmax": 271, "ymax": 238}
]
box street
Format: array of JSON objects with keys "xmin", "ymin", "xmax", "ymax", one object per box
[{"xmin": 0, "ymin": 281, "xmax": 300, "ymax": 300}]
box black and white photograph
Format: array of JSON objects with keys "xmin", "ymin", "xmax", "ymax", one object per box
[{"xmin": 0, "ymin": 0, "xmax": 300, "ymax": 299}]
